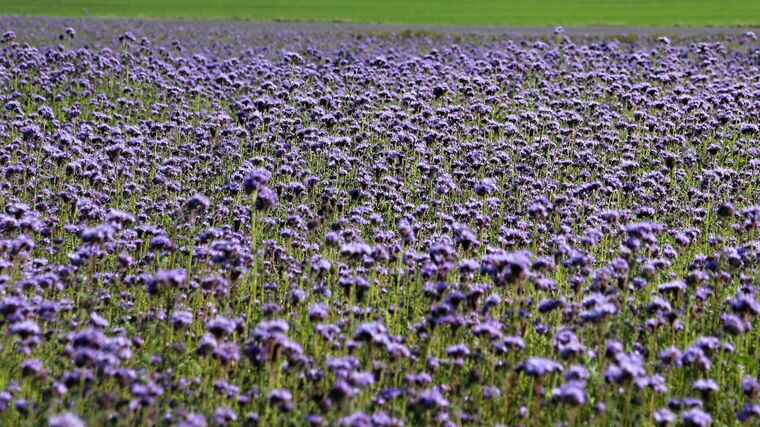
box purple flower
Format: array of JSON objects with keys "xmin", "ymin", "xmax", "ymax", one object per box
[
  {"xmin": 146, "ymin": 269, "xmax": 187, "ymax": 295},
  {"xmin": 717, "ymin": 202, "xmax": 735, "ymax": 217},
  {"xmin": 308, "ymin": 303, "xmax": 329, "ymax": 321},
  {"xmin": 268, "ymin": 388, "xmax": 292, "ymax": 404},
  {"xmin": 416, "ymin": 388, "xmax": 449, "ymax": 409},
  {"xmin": 605, "ymin": 352, "xmax": 646, "ymax": 384},
  {"xmin": 682, "ymin": 408, "xmax": 713, "ymax": 426},
  {"xmin": 480, "ymin": 250, "xmax": 533, "ymax": 286},
  {"xmin": 207, "ymin": 316, "xmax": 236, "ymax": 338},
  {"xmin": 178, "ymin": 413, "xmax": 207, "ymax": 427},
  {"xmin": 653, "ymin": 408, "xmax": 676, "ymax": 425},
  {"xmin": 484, "ymin": 386, "xmax": 501, "ymax": 398},
  {"xmin": 722, "ymin": 313, "xmax": 751, "ymax": 335},
  {"xmin": 517, "ymin": 357, "xmax": 563, "ymax": 377},
  {"xmin": 214, "ymin": 407, "xmax": 237, "ymax": 425},
  {"xmin": 243, "ymin": 169, "xmax": 272, "ymax": 194},
  {"xmin": 306, "ymin": 414, "xmax": 324, "ymax": 426},
  {"xmin": 354, "ymin": 322, "xmax": 388, "ymax": 343},
  {"xmin": 658, "ymin": 280, "xmax": 687, "ymax": 295},
  {"xmin": 149, "ymin": 235, "xmax": 176, "ymax": 252},
  {"xmin": 738, "ymin": 402, "xmax": 760, "ymax": 422},
  {"xmin": 693, "ymin": 378, "xmax": 719, "ymax": 394},
  {"xmin": 255, "ymin": 187, "xmax": 278, "ymax": 211},
  {"xmin": 10, "ymin": 320, "xmax": 40, "ymax": 338},
  {"xmin": 551, "ymin": 381, "xmax": 587, "ymax": 406},
  {"xmin": 186, "ymin": 194, "xmax": 211, "ymax": 212},
  {"xmin": 48, "ymin": 412, "xmax": 86, "ymax": 427},
  {"xmin": 80, "ymin": 224, "xmax": 116, "ymax": 244},
  {"xmin": 339, "ymin": 412, "xmax": 371, "ymax": 427},
  {"xmin": 20, "ymin": 358, "xmax": 45, "ymax": 376},
  {"xmin": 171, "ymin": 310, "xmax": 193, "ymax": 329},
  {"xmin": 1, "ymin": 31, "xmax": 15, "ymax": 43},
  {"xmin": 446, "ymin": 343, "xmax": 471, "ymax": 358},
  {"xmin": 743, "ymin": 376, "xmax": 760, "ymax": 397}
]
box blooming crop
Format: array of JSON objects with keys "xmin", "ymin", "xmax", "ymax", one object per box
[{"xmin": 0, "ymin": 15, "xmax": 758, "ymax": 426}]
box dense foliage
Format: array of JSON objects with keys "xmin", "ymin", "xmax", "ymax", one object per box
[{"xmin": 0, "ymin": 17, "xmax": 759, "ymax": 426}]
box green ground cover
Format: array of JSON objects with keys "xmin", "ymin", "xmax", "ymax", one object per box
[{"xmin": 3, "ymin": 0, "xmax": 760, "ymax": 26}]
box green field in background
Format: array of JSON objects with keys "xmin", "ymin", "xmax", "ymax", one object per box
[{"xmin": 3, "ymin": 0, "xmax": 760, "ymax": 26}]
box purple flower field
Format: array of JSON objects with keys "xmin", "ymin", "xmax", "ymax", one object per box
[{"xmin": 1, "ymin": 16, "xmax": 759, "ymax": 426}]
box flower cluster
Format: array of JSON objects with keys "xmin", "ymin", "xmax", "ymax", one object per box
[{"xmin": 0, "ymin": 15, "xmax": 759, "ymax": 426}]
